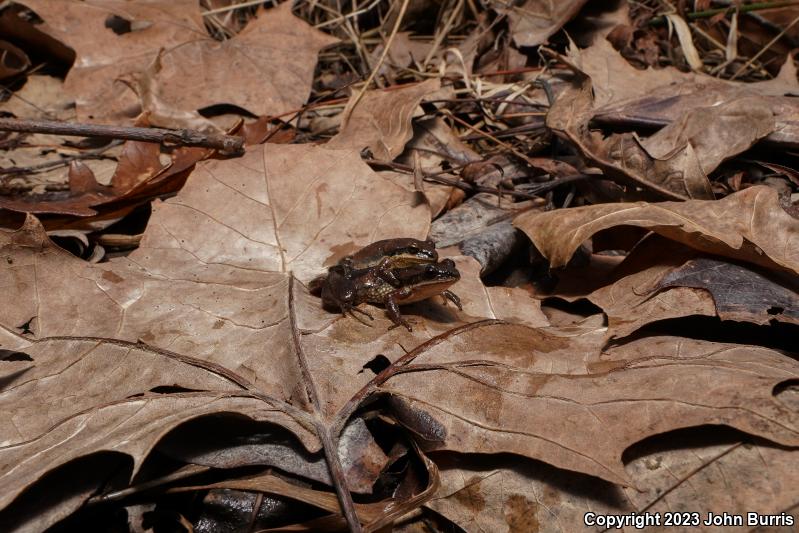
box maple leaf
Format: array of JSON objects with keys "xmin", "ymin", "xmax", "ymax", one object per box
[{"xmin": 19, "ymin": 0, "xmax": 336, "ymax": 123}]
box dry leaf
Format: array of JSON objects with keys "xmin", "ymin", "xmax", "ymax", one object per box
[
  {"xmin": 451, "ymin": 255, "xmax": 549, "ymax": 328},
  {"xmin": 328, "ymin": 79, "xmax": 442, "ymax": 160},
  {"xmin": 664, "ymin": 14, "xmax": 703, "ymax": 71},
  {"xmin": 165, "ymin": 471, "xmax": 392, "ymax": 523},
  {"xmin": 428, "ymin": 428, "xmax": 799, "ymax": 533},
  {"xmin": 0, "ymin": 75, "xmax": 74, "ymax": 121},
  {"xmin": 0, "ymin": 144, "xmax": 432, "ymax": 527},
  {"xmin": 426, "ymin": 454, "xmax": 626, "ymax": 533},
  {"xmin": 566, "ymin": 39, "xmax": 699, "ymax": 109},
  {"xmin": 624, "ymin": 428, "xmax": 799, "ymax": 532},
  {"xmin": 655, "ymin": 256, "xmax": 799, "ymax": 326},
  {"xmin": 571, "ymin": 39, "xmax": 799, "ymax": 109},
  {"xmin": 4, "ymin": 139, "xmax": 797, "ymax": 528},
  {"xmin": 494, "ymin": 0, "xmax": 590, "ymax": 47},
  {"xmin": 149, "ymin": 3, "xmax": 336, "ymax": 118},
  {"xmin": 514, "ymin": 185, "xmax": 799, "ymax": 275},
  {"xmin": 546, "ymin": 55, "xmax": 704, "ymax": 200},
  {"xmin": 19, "ymin": 0, "xmax": 204, "ymax": 123},
  {"xmin": 551, "ymin": 234, "xmax": 799, "ymax": 339},
  {"xmin": 0, "ymin": 40, "xmax": 30, "ymax": 80},
  {"xmin": 577, "ymin": 40, "xmax": 799, "ymax": 148},
  {"xmin": 370, "ymin": 32, "xmax": 434, "ymax": 73},
  {"xmin": 547, "ymin": 51, "xmax": 775, "ymax": 200},
  {"xmin": 584, "ymin": 237, "xmax": 717, "ymax": 339},
  {"xmin": 3, "ymin": 4, "xmax": 799, "ymax": 529},
  {"xmin": 378, "ymin": 326, "xmax": 799, "ymax": 485},
  {"xmin": 640, "ymin": 95, "xmax": 774, "ymax": 175},
  {"xmin": 398, "ymin": 117, "xmax": 481, "ymax": 217},
  {"xmin": 158, "ymin": 416, "xmax": 388, "ymax": 493},
  {"xmin": 120, "ymin": 50, "xmax": 219, "ymax": 132},
  {"xmin": 0, "ymin": 140, "xmax": 204, "ymax": 219},
  {"xmin": 20, "ymin": 0, "xmax": 336, "ymax": 123}
]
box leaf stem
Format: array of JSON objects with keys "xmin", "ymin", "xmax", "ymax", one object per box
[{"xmin": 287, "ymin": 276, "xmax": 362, "ymax": 533}]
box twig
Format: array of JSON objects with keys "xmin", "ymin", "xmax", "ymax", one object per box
[
  {"xmin": 0, "ymin": 139, "xmax": 124, "ymax": 176},
  {"xmin": 345, "ymin": 0, "xmax": 411, "ymax": 118},
  {"xmin": 460, "ymin": 122, "xmax": 546, "ymax": 141},
  {"xmin": 649, "ymin": 1, "xmax": 799, "ymax": 25},
  {"xmin": 731, "ymin": 12, "xmax": 799, "ymax": 80},
  {"xmin": 422, "ymin": 0, "xmax": 465, "ymax": 67},
  {"xmin": 441, "ymin": 110, "xmax": 541, "ymax": 168},
  {"xmin": 86, "ymin": 464, "xmax": 211, "ymax": 505},
  {"xmin": 364, "ymin": 156, "xmax": 588, "ymax": 200},
  {"xmin": 202, "ymin": 0, "xmax": 265, "ymax": 16},
  {"xmin": 0, "ymin": 118, "xmax": 244, "ymax": 154}
]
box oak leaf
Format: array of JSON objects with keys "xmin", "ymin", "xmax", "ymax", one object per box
[
  {"xmin": 428, "ymin": 428, "xmax": 799, "ymax": 533},
  {"xmin": 514, "ymin": 185, "xmax": 799, "ymax": 275},
  {"xmin": 2, "ymin": 145, "xmax": 798, "ymax": 527}
]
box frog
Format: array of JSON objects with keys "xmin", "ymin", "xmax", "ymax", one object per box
[
  {"xmin": 344, "ymin": 238, "xmax": 438, "ymax": 270},
  {"xmin": 308, "ymin": 237, "xmax": 439, "ymax": 295},
  {"xmin": 320, "ymin": 258, "xmax": 462, "ymax": 331},
  {"xmin": 338, "ymin": 237, "xmax": 438, "ymax": 288}
]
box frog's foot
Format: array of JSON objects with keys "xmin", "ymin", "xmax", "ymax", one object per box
[
  {"xmin": 442, "ymin": 290, "xmax": 463, "ymax": 311},
  {"xmin": 387, "ymin": 318, "xmax": 413, "ymax": 332},
  {"xmin": 347, "ymin": 305, "xmax": 375, "ymax": 327}
]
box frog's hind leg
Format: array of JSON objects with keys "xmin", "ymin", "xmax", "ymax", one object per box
[
  {"xmin": 307, "ymin": 274, "xmax": 328, "ymax": 295},
  {"xmin": 385, "ymin": 295, "xmax": 413, "ymax": 332}
]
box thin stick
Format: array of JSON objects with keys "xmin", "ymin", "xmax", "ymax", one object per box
[
  {"xmin": 441, "ymin": 110, "xmax": 541, "ymax": 168},
  {"xmin": 730, "ymin": 13, "xmax": 799, "ymax": 80},
  {"xmin": 422, "ymin": 0, "xmax": 464, "ymax": 67},
  {"xmin": 202, "ymin": 0, "xmax": 266, "ymax": 16},
  {"xmin": 364, "ymin": 156, "xmax": 587, "ymax": 200},
  {"xmin": 0, "ymin": 118, "xmax": 244, "ymax": 154},
  {"xmin": 0, "ymin": 139, "xmax": 124, "ymax": 176},
  {"xmin": 649, "ymin": 1, "xmax": 799, "ymax": 25},
  {"xmin": 344, "ymin": 0, "xmax": 411, "ymax": 119}
]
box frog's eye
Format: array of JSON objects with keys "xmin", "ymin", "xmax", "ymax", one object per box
[
  {"xmin": 425, "ymin": 264, "xmax": 437, "ymax": 273},
  {"xmin": 408, "ymin": 245, "xmax": 419, "ymax": 253}
]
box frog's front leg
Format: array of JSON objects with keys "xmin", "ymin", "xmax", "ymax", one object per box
[
  {"xmin": 373, "ymin": 256, "xmax": 403, "ymax": 287},
  {"xmin": 386, "ymin": 289, "xmax": 413, "ymax": 331},
  {"xmin": 339, "ymin": 256, "xmax": 356, "ymax": 275},
  {"xmin": 442, "ymin": 290, "xmax": 463, "ymax": 310}
]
